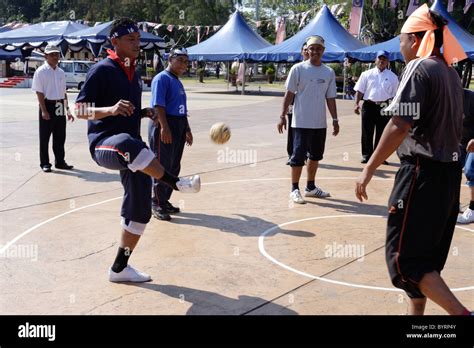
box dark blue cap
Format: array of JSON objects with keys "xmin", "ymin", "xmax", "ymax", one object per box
[{"xmin": 376, "ymin": 50, "xmax": 389, "ymax": 59}]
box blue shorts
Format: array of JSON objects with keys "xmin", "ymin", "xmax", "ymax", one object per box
[
  {"xmin": 289, "ymin": 128, "xmax": 327, "ymax": 167},
  {"xmin": 92, "ymin": 133, "xmax": 154, "ymax": 224}
]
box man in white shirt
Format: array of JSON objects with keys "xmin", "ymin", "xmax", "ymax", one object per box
[
  {"xmin": 354, "ymin": 50, "xmax": 399, "ymax": 164},
  {"xmin": 278, "ymin": 36, "xmax": 340, "ymax": 204},
  {"xmin": 32, "ymin": 45, "xmax": 74, "ymax": 172}
]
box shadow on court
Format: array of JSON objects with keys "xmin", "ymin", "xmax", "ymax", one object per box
[
  {"xmin": 169, "ymin": 212, "xmax": 316, "ymax": 238},
  {"xmin": 128, "ymin": 283, "xmax": 298, "ymax": 315},
  {"xmin": 305, "ymin": 197, "xmax": 388, "ymax": 216},
  {"xmin": 51, "ymin": 168, "xmax": 120, "ymax": 182}
]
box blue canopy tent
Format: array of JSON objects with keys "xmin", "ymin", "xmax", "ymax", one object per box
[
  {"xmin": 64, "ymin": 21, "xmax": 165, "ymax": 57},
  {"xmin": 0, "ymin": 21, "xmax": 89, "ymax": 55},
  {"xmin": 348, "ymin": 0, "xmax": 474, "ymax": 62},
  {"xmin": 185, "ymin": 11, "xmax": 271, "ymax": 62},
  {"xmin": 347, "ymin": 36, "xmax": 404, "ymax": 62},
  {"xmin": 246, "ymin": 5, "xmax": 366, "ymax": 63},
  {"xmin": 0, "ymin": 48, "xmax": 22, "ymax": 60}
]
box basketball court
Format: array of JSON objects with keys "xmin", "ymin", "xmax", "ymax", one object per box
[{"xmin": 0, "ymin": 82, "xmax": 472, "ymax": 315}]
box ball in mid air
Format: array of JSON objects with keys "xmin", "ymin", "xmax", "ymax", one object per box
[{"xmin": 209, "ymin": 122, "xmax": 231, "ymax": 144}]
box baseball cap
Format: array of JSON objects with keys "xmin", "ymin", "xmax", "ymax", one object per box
[
  {"xmin": 44, "ymin": 45, "xmax": 60, "ymax": 54},
  {"xmin": 169, "ymin": 47, "xmax": 188, "ymax": 58},
  {"xmin": 305, "ymin": 35, "xmax": 325, "ymax": 48},
  {"xmin": 376, "ymin": 50, "xmax": 389, "ymax": 59}
]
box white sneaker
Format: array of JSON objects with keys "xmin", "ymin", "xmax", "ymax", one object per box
[
  {"xmin": 304, "ymin": 186, "xmax": 331, "ymax": 198},
  {"xmin": 290, "ymin": 189, "xmax": 306, "ymax": 204},
  {"xmin": 108, "ymin": 265, "xmax": 152, "ymax": 283},
  {"xmin": 457, "ymin": 208, "xmax": 474, "ymax": 224},
  {"xmin": 176, "ymin": 175, "xmax": 201, "ymax": 193}
]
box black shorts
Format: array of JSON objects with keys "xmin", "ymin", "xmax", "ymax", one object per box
[
  {"xmin": 289, "ymin": 128, "xmax": 327, "ymax": 167},
  {"xmin": 385, "ymin": 156, "xmax": 461, "ymax": 298}
]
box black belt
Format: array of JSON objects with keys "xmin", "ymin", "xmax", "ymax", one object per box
[
  {"xmin": 45, "ymin": 99, "xmax": 64, "ymax": 103},
  {"xmin": 365, "ymin": 99, "xmax": 390, "ymax": 106}
]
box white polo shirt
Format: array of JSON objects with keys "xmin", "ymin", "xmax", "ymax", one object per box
[
  {"xmin": 285, "ymin": 61, "xmax": 337, "ymax": 129},
  {"xmin": 354, "ymin": 67, "xmax": 399, "ymax": 102},
  {"xmin": 32, "ymin": 62, "xmax": 66, "ymax": 100}
]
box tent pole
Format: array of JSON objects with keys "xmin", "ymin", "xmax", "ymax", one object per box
[
  {"xmin": 227, "ymin": 61, "xmax": 230, "ymax": 90},
  {"xmin": 343, "ymin": 63, "xmax": 346, "ymax": 100},
  {"xmin": 242, "ymin": 60, "xmax": 246, "ymax": 95},
  {"xmin": 343, "ymin": 58, "xmax": 348, "ymax": 100}
]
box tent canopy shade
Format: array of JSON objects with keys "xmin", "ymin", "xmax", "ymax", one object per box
[
  {"xmin": 0, "ymin": 21, "xmax": 89, "ymax": 52},
  {"xmin": 185, "ymin": 11, "xmax": 271, "ymax": 62},
  {"xmin": 246, "ymin": 5, "xmax": 366, "ymax": 63},
  {"xmin": 64, "ymin": 21, "xmax": 165, "ymax": 57}
]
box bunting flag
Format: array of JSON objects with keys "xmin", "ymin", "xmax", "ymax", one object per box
[
  {"xmin": 196, "ymin": 26, "xmax": 201, "ymax": 44},
  {"xmin": 213, "ymin": 25, "xmax": 221, "ymax": 32},
  {"xmin": 406, "ymin": 0, "xmax": 421, "ymax": 17},
  {"xmin": 205, "ymin": 26, "xmax": 210, "ymax": 35},
  {"xmin": 275, "ymin": 17, "xmax": 286, "ymax": 44},
  {"xmin": 464, "ymin": 0, "xmax": 473, "ymax": 13},
  {"xmin": 448, "ymin": 0, "xmax": 455, "ymax": 12},
  {"xmin": 299, "ymin": 11, "xmax": 310, "ymax": 28},
  {"xmin": 390, "ymin": 0, "xmax": 398, "ymax": 9},
  {"xmin": 237, "ymin": 63, "xmax": 245, "ymax": 83},
  {"xmin": 166, "ymin": 24, "xmax": 174, "ymax": 32},
  {"xmin": 349, "ymin": 0, "xmax": 364, "ymax": 37}
]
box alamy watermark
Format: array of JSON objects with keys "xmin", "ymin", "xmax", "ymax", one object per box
[
  {"xmin": 217, "ymin": 147, "xmax": 257, "ymax": 167},
  {"xmin": 0, "ymin": 244, "xmax": 38, "ymax": 261},
  {"xmin": 380, "ymin": 102, "xmax": 421, "ymax": 120},
  {"xmin": 324, "ymin": 242, "xmax": 365, "ymax": 262}
]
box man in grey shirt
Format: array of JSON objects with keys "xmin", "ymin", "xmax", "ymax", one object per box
[
  {"xmin": 355, "ymin": 5, "xmax": 470, "ymax": 315},
  {"xmin": 278, "ymin": 35, "xmax": 339, "ymax": 205}
]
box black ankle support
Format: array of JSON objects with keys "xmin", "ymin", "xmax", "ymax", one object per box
[{"xmin": 160, "ymin": 171, "xmax": 179, "ymax": 190}]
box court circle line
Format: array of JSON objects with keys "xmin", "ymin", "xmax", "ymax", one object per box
[
  {"xmin": 258, "ymin": 214, "xmax": 473, "ymax": 292},
  {"xmin": 1, "ymin": 176, "xmax": 472, "ymax": 259}
]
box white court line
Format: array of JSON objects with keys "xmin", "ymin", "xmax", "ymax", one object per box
[
  {"xmin": 258, "ymin": 215, "xmax": 473, "ymax": 292},
  {"xmin": 0, "ymin": 177, "xmax": 474, "ymax": 291}
]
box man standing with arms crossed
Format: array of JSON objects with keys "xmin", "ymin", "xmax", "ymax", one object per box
[
  {"xmin": 355, "ymin": 5, "xmax": 470, "ymax": 315},
  {"xmin": 278, "ymin": 36, "xmax": 339, "ymax": 205}
]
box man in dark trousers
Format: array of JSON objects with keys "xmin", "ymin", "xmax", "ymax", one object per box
[
  {"xmin": 32, "ymin": 44, "xmax": 74, "ymax": 172},
  {"xmin": 75, "ymin": 18, "xmax": 200, "ymax": 283},
  {"xmin": 356, "ymin": 5, "xmax": 470, "ymax": 315},
  {"xmin": 354, "ymin": 50, "xmax": 398, "ymax": 164},
  {"xmin": 148, "ymin": 48, "xmax": 193, "ymax": 221}
]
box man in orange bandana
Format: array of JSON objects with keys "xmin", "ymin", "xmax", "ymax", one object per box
[{"xmin": 355, "ymin": 5, "xmax": 470, "ymax": 315}]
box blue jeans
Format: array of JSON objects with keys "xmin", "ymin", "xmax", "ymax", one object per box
[{"xmin": 464, "ymin": 152, "xmax": 474, "ymax": 187}]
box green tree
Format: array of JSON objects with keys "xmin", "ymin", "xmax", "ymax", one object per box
[{"xmin": 0, "ymin": 0, "xmax": 41, "ymax": 24}]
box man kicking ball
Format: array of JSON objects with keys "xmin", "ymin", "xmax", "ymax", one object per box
[{"xmin": 75, "ymin": 18, "xmax": 200, "ymax": 282}]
